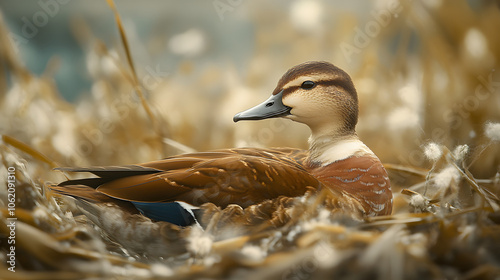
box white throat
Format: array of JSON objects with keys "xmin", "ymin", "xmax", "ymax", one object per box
[{"xmin": 308, "ymin": 135, "xmax": 375, "ymax": 166}]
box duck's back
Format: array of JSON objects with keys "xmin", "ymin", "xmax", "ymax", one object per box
[{"xmin": 54, "ymin": 148, "xmax": 320, "ymax": 209}]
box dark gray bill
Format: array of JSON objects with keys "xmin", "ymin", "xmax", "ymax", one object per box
[{"xmin": 233, "ymin": 90, "xmax": 291, "ymax": 122}]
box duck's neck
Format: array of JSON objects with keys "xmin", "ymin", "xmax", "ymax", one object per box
[{"xmin": 306, "ymin": 130, "xmax": 374, "ymax": 167}]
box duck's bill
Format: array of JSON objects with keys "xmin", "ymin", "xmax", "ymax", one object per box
[{"xmin": 233, "ymin": 90, "xmax": 292, "ymax": 122}]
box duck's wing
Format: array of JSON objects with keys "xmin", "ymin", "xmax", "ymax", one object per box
[{"xmin": 54, "ymin": 148, "xmax": 320, "ymax": 209}]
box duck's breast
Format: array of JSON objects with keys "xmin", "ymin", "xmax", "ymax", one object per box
[{"xmin": 309, "ymin": 155, "xmax": 393, "ymax": 216}]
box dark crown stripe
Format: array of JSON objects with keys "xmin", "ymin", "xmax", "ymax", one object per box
[{"xmin": 273, "ymin": 61, "xmax": 355, "ymax": 94}]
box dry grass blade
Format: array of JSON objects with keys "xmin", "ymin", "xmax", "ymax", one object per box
[
  {"xmin": 363, "ymin": 212, "xmax": 436, "ymax": 227},
  {"xmin": 456, "ymin": 162, "xmax": 500, "ymax": 211},
  {"xmin": 105, "ymin": 0, "xmax": 135, "ymax": 81},
  {"xmin": 105, "ymin": 0, "xmax": 167, "ymax": 154},
  {"xmin": 384, "ymin": 163, "xmax": 429, "ymax": 177},
  {"xmin": 211, "ymin": 235, "xmax": 251, "ymax": 254},
  {"xmin": 2, "ymin": 135, "xmax": 59, "ymax": 169},
  {"xmin": 401, "ymin": 189, "xmax": 439, "ymax": 204},
  {"xmin": 0, "ymin": 271, "xmax": 87, "ymax": 280},
  {"xmin": 0, "ymin": 12, "xmax": 30, "ymax": 82},
  {"xmin": 0, "ymin": 220, "xmax": 150, "ymax": 271}
]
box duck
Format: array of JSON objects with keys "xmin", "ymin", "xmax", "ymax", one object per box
[{"xmin": 51, "ymin": 61, "xmax": 393, "ymax": 227}]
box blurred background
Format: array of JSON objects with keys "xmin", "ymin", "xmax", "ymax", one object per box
[
  {"xmin": 1, "ymin": 0, "xmax": 499, "ymax": 177},
  {"xmin": 1, "ymin": 1, "xmax": 500, "ymax": 278}
]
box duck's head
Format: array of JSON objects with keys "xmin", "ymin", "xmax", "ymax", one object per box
[{"xmin": 234, "ymin": 61, "xmax": 358, "ymax": 138}]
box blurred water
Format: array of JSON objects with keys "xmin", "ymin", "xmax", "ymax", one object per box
[{"xmin": 0, "ymin": 0, "xmax": 367, "ymax": 102}]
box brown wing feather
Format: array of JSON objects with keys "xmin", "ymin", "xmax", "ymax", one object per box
[
  {"xmin": 95, "ymin": 173, "xmax": 194, "ymax": 202},
  {"xmin": 73, "ymin": 148, "xmax": 321, "ymax": 208}
]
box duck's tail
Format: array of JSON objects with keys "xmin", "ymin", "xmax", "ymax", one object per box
[{"xmin": 54, "ymin": 165, "xmax": 162, "ymax": 188}]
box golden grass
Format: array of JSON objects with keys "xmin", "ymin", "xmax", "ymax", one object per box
[{"xmin": 1, "ymin": 1, "xmax": 500, "ymax": 279}]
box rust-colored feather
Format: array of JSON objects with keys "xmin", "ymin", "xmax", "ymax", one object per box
[{"xmin": 310, "ymin": 155, "xmax": 393, "ymax": 216}]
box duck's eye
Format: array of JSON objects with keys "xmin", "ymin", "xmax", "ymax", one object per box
[{"xmin": 301, "ymin": 80, "xmax": 316, "ymax": 89}]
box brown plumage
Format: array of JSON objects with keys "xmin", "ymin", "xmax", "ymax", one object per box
[
  {"xmin": 52, "ymin": 61, "xmax": 393, "ymax": 227},
  {"xmin": 310, "ymin": 155, "xmax": 392, "ymax": 216},
  {"xmin": 55, "ymin": 148, "xmax": 317, "ymax": 207}
]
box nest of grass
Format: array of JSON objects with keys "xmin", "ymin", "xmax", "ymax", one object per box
[{"xmin": 1, "ymin": 1, "xmax": 500, "ymax": 279}]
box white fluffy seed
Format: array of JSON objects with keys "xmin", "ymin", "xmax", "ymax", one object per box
[
  {"xmin": 453, "ymin": 144, "xmax": 469, "ymax": 161},
  {"xmin": 409, "ymin": 193, "xmax": 427, "ymax": 210},
  {"xmin": 187, "ymin": 227, "xmax": 212, "ymax": 256},
  {"xmin": 433, "ymin": 166, "xmax": 461, "ymax": 189},
  {"xmin": 485, "ymin": 122, "xmax": 500, "ymax": 141},
  {"xmin": 423, "ymin": 143, "xmax": 443, "ymax": 162}
]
